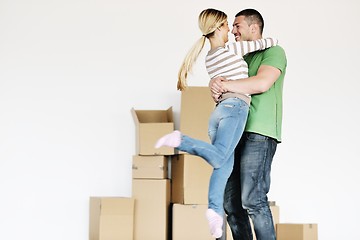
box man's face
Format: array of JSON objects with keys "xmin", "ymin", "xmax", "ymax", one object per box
[{"xmin": 231, "ymin": 16, "xmax": 252, "ymax": 41}]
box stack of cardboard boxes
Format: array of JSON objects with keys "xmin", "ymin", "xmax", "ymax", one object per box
[
  {"xmin": 131, "ymin": 107, "xmax": 173, "ymax": 240},
  {"xmin": 171, "ymin": 87, "xmax": 216, "ymax": 240},
  {"xmin": 89, "ymin": 86, "xmax": 318, "ymax": 240},
  {"xmin": 130, "ymin": 88, "xmax": 216, "ymax": 240}
]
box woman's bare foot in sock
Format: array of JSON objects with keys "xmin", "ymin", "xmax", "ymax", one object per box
[{"xmin": 155, "ymin": 130, "xmax": 181, "ymax": 148}]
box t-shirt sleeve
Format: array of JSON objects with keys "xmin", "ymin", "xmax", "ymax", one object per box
[{"xmin": 261, "ymin": 46, "xmax": 287, "ymax": 73}]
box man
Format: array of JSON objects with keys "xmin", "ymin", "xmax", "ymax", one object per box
[{"xmin": 209, "ymin": 9, "xmax": 287, "ymax": 240}]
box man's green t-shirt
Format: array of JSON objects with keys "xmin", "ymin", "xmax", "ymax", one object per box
[{"xmin": 244, "ymin": 45, "xmax": 287, "ymax": 142}]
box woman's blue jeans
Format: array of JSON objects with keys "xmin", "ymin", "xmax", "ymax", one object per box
[
  {"xmin": 177, "ymin": 98, "xmax": 249, "ymax": 216},
  {"xmin": 224, "ymin": 132, "xmax": 278, "ymax": 240}
]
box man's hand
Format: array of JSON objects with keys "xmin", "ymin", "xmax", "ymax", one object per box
[
  {"xmin": 209, "ymin": 76, "xmax": 228, "ymax": 102},
  {"xmin": 209, "ymin": 76, "xmax": 228, "ymax": 94},
  {"xmin": 211, "ymin": 92, "xmax": 222, "ymax": 102}
]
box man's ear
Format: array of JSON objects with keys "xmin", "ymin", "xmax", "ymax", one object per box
[{"xmin": 250, "ymin": 24, "xmax": 259, "ymax": 33}]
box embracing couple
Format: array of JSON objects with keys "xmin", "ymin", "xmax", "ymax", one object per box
[{"xmin": 156, "ymin": 8, "xmax": 287, "ymax": 240}]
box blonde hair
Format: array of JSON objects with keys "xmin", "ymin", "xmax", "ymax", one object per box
[{"xmin": 177, "ymin": 8, "xmax": 227, "ymax": 91}]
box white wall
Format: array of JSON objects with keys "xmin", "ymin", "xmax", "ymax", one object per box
[{"xmin": 0, "ymin": 0, "xmax": 359, "ymax": 239}]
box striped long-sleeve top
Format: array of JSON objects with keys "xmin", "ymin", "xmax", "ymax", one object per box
[
  {"xmin": 205, "ymin": 38, "xmax": 278, "ymax": 81},
  {"xmin": 205, "ymin": 37, "xmax": 277, "ymax": 104}
]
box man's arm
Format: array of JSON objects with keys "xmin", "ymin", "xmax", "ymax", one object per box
[{"xmin": 209, "ymin": 65, "xmax": 281, "ymax": 96}]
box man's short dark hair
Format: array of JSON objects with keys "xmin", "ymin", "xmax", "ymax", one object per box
[{"xmin": 236, "ymin": 9, "xmax": 264, "ymax": 34}]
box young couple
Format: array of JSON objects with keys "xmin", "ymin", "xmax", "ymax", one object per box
[{"xmin": 156, "ymin": 8, "xmax": 287, "ymax": 240}]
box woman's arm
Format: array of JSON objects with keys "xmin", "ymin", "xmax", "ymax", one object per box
[{"xmin": 229, "ymin": 38, "xmax": 278, "ymax": 57}]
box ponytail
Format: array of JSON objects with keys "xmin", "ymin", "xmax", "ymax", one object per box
[
  {"xmin": 177, "ymin": 8, "xmax": 227, "ymax": 91},
  {"xmin": 177, "ymin": 36, "xmax": 206, "ymax": 91}
]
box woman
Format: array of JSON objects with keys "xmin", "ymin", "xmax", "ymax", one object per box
[{"xmin": 155, "ymin": 8, "xmax": 277, "ymax": 238}]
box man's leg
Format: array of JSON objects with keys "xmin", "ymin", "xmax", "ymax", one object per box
[
  {"xmin": 223, "ymin": 135, "xmax": 253, "ymax": 240},
  {"xmin": 240, "ymin": 133, "xmax": 277, "ymax": 240}
]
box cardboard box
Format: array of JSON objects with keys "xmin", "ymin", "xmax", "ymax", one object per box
[
  {"xmin": 179, "ymin": 87, "xmax": 215, "ymax": 146},
  {"xmin": 276, "ymin": 224, "xmax": 318, "ymax": 240},
  {"xmin": 131, "ymin": 107, "xmax": 174, "ymax": 156},
  {"xmin": 132, "ymin": 179, "xmax": 170, "ymax": 240},
  {"xmin": 226, "ymin": 222, "xmax": 232, "ymax": 240},
  {"xmin": 171, "ymin": 154, "xmax": 212, "ymax": 204},
  {"xmin": 132, "ymin": 155, "xmax": 169, "ymax": 179},
  {"xmin": 89, "ymin": 197, "xmax": 135, "ymax": 240},
  {"xmin": 270, "ymin": 204, "xmax": 280, "ymax": 226},
  {"xmin": 226, "ymin": 202, "xmax": 280, "ymax": 240},
  {"xmin": 172, "ymin": 204, "xmax": 213, "ymax": 240}
]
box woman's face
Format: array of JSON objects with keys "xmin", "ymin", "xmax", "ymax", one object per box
[{"xmin": 220, "ymin": 21, "xmax": 230, "ymax": 43}]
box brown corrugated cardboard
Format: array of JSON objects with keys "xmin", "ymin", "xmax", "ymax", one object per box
[
  {"xmin": 226, "ymin": 222, "xmax": 232, "ymax": 240},
  {"xmin": 131, "ymin": 107, "xmax": 174, "ymax": 156},
  {"xmin": 271, "ymin": 204, "xmax": 280, "ymax": 225},
  {"xmin": 171, "ymin": 154, "xmax": 212, "ymax": 204},
  {"xmin": 172, "ymin": 204, "xmax": 213, "ymax": 240},
  {"xmin": 179, "ymin": 87, "xmax": 215, "ymax": 148},
  {"xmin": 227, "ymin": 202, "xmax": 280, "ymax": 240},
  {"xmin": 132, "ymin": 179, "xmax": 170, "ymax": 240},
  {"xmin": 89, "ymin": 197, "xmax": 135, "ymax": 240},
  {"xmin": 276, "ymin": 223, "xmax": 318, "ymax": 240},
  {"xmin": 132, "ymin": 155, "xmax": 169, "ymax": 179}
]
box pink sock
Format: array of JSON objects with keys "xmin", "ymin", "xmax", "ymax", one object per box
[
  {"xmin": 206, "ymin": 209, "xmax": 223, "ymax": 238},
  {"xmin": 154, "ymin": 130, "xmax": 181, "ymax": 148}
]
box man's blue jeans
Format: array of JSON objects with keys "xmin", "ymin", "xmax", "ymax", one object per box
[
  {"xmin": 224, "ymin": 132, "xmax": 277, "ymax": 240},
  {"xmin": 177, "ymin": 97, "xmax": 249, "ymax": 215}
]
